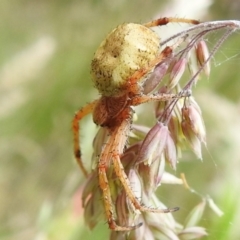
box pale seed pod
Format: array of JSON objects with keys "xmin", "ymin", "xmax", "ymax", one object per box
[
  {"xmin": 184, "ymin": 200, "xmax": 206, "ymax": 228},
  {"xmin": 120, "ymin": 142, "xmax": 141, "ymax": 170},
  {"xmin": 138, "ymin": 154, "xmax": 165, "ymax": 197},
  {"xmin": 196, "ymin": 40, "xmax": 210, "ymax": 77},
  {"xmin": 128, "ymin": 169, "xmax": 142, "ymax": 202},
  {"xmin": 181, "ymin": 120, "xmax": 202, "ymax": 159},
  {"xmin": 143, "ymin": 62, "xmax": 169, "ymax": 94},
  {"xmin": 145, "ymin": 194, "xmax": 177, "ymax": 228},
  {"xmin": 115, "ymin": 191, "xmax": 129, "ymax": 227},
  {"xmin": 152, "ymin": 224, "xmax": 180, "ymax": 240},
  {"xmin": 138, "ymin": 163, "xmax": 152, "ymax": 196},
  {"xmin": 128, "ymin": 219, "xmax": 154, "ymax": 240},
  {"xmin": 153, "ymin": 154, "xmax": 166, "ymax": 189},
  {"xmin": 144, "ymin": 199, "xmax": 179, "ymax": 240},
  {"xmin": 161, "ymin": 172, "xmax": 183, "ymax": 184},
  {"xmin": 169, "ymin": 58, "xmax": 187, "ymax": 89},
  {"xmin": 182, "ymin": 105, "xmax": 206, "ymax": 144},
  {"xmin": 207, "ymin": 197, "xmax": 224, "ymax": 217},
  {"xmin": 166, "ymin": 56, "xmax": 177, "ymax": 73},
  {"xmin": 178, "ymin": 226, "xmax": 208, "ymax": 239},
  {"xmin": 164, "ymin": 133, "xmax": 177, "ymax": 170},
  {"xmin": 168, "ymin": 114, "xmax": 185, "ymax": 148},
  {"xmin": 187, "ymin": 96, "xmax": 202, "ymax": 115},
  {"xmin": 136, "ymin": 122, "xmax": 168, "ymax": 165},
  {"xmin": 187, "ymin": 48, "xmax": 200, "ymax": 83},
  {"xmin": 83, "ymin": 190, "xmax": 104, "ymax": 230},
  {"xmin": 91, "ymin": 128, "xmax": 109, "ymax": 168}
]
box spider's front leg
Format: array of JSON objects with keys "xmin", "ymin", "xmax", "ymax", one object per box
[
  {"xmin": 143, "ymin": 17, "xmax": 200, "ymax": 28},
  {"xmin": 131, "ymin": 89, "xmax": 191, "ymax": 106},
  {"xmin": 72, "ymin": 100, "xmax": 98, "ymax": 177}
]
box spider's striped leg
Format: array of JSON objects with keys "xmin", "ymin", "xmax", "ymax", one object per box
[
  {"xmin": 72, "ymin": 100, "xmax": 98, "ymax": 177},
  {"xmin": 131, "ymin": 89, "xmax": 191, "ymax": 106},
  {"xmin": 111, "ymin": 109, "xmax": 178, "ymax": 214},
  {"xmin": 112, "ymin": 153, "xmax": 179, "ymax": 213},
  {"xmin": 144, "ymin": 17, "xmax": 199, "ymax": 28},
  {"xmin": 131, "ymin": 93, "xmax": 176, "ymax": 105},
  {"xmin": 98, "ymin": 128, "xmax": 142, "ymax": 231}
]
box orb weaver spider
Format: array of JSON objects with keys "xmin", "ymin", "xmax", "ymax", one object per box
[
  {"xmin": 72, "ymin": 17, "xmax": 240, "ymax": 231},
  {"xmin": 72, "ymin": 17, "xmax": 200, "ymax": 231}
]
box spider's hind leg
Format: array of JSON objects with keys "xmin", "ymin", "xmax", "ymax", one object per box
[
  {"xmin": 98, "ymin": 132, "xmax": 143, "ymax": 231},
  {"xmin": 98, "ymin": 162, "xmax": 143, "ymax": 231},
  {"xmin": 110, "ymin": 111, "xmax": 178, "ymax": 215}
]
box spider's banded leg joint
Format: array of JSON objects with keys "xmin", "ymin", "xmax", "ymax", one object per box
[
  {"xmin": 72, "ymin": 100, "xmax": 97, "ymax": 178},
  {"xmin": 75, "ymin": 149, "xmax": 81, "ymax": 158},
  {"xmin": 144, "ymin": 17, "xmax": 200, "ymax": 28}
]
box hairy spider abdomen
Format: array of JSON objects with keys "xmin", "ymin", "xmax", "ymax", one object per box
[{"xmin": 91, "ymin": 23, "xmax": 160, "ymax": 97}]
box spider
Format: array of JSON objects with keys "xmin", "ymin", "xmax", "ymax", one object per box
[{"xmin": 72, "ymin": 17, "xmax": 200, "ymax": 231}]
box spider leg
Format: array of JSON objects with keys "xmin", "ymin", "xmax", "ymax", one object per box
[
  {"xmin": 131, "ymin": 93, "xmax": 176, "ymax": 106},
  {"xmin": 72, "ymin": 100, "xmax": 98, "ymax": 177},
  {"xmin": 98, "ymin": 128, "xmax": 142, "ymax": 231},
  {"xmin": 113, "ymin": 153, "xmax": 179, "ymax": 213},
  {"xmin": 98, "ymin": 108, "xmax": 178, "ymax": 229},
  {"xmin": 143, "ymin": 17, "xmax": 200, "ymax": 28},
  {"xmin": 111, "ymin": 116, "xmax": 179, "ymax": 214},
  {"xmin": 131, "ymin": 90, "xmax": 191, "ymax": 106}
]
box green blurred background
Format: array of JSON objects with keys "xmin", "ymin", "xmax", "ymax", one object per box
[{"xmin": 1, "ymin": 0, "xmax": 240, "ymax": 239}]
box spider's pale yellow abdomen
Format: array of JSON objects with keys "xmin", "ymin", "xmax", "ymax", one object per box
[{"xmin": 91, "ymin": 23, "xmax": 160, "ymax": 96}]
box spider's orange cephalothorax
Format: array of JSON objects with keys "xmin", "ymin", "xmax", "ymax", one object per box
[{"xmin": 91, "ymin": 23, "xmax": 160, "ymax": 97}]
